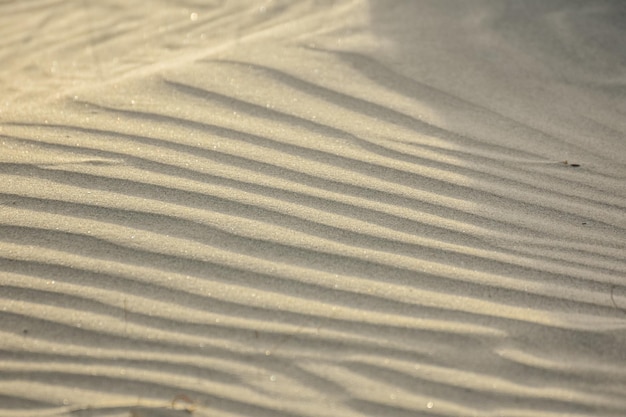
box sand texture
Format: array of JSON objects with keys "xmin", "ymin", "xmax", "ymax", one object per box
[{"xmin": 1, "ymin": 1, "xmax": 626, "ymax": 416}]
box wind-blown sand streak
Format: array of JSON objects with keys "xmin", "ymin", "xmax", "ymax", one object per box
[{"xmin": 1, "ymin": 1, "xmax": 625, "ymax": 416}]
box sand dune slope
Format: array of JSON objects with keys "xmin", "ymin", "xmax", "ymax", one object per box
[{"xmin": 1, "ymin": 1, "xmax": 625, "ymax": 416}]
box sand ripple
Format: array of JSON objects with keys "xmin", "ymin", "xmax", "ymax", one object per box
[{"xmin": 1, "ymin": 1, "xmax": 625, "ymax": 416}]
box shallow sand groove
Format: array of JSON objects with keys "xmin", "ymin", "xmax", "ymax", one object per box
[{"xmin": 1, "ymin": 1, "xmax": 626, "ymax": 416}]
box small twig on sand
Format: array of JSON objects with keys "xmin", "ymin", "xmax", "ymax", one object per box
[{"xmin": 610, "ymin": 285, "xmax": 626, "ymax": 316}]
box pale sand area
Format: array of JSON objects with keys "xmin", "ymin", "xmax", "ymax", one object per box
[{"xmin": 1, "ymin": 0, "xmax": 625, "ymax": 416}]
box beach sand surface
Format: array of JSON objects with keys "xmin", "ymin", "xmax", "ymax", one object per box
[{"xmin": 1, "ymin": 1, "xmax": 625, "ymax": 416}]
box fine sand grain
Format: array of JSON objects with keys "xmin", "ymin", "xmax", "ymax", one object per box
[{"xmin": 1, "ymin": 1, "xmax": 625, "ymax": 416}]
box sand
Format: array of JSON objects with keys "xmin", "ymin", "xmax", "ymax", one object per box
[{"xmin": 1, "ymin": 1, "xmax": 625, "ymax": 416}]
